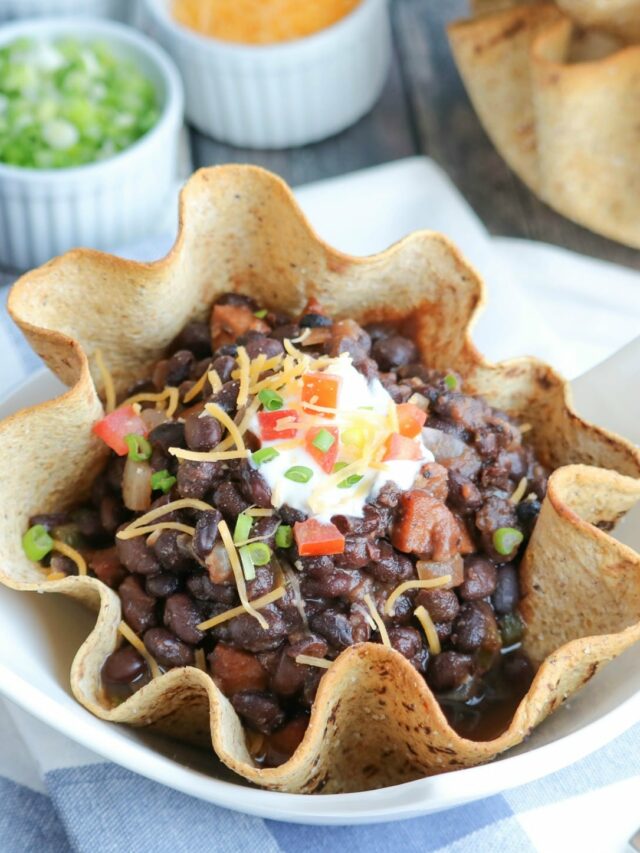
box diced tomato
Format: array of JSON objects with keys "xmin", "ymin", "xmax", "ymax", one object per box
[
  {"xmin": 301, "ymin": 372, "xmax": 341, "ymax": 418},
  {"xmin": 211, "ymin": 303, "xmax": 269, "ymax": 347},
  {"xmin": 257, "ymin": 409, "xmax": 299, "ymax": 441},
  {"xmin": 305, "ymin": 426, "xmax": 339, "ymax": 473},
  {"xmin": 92, "ymin": 406, "xmax": 149, "ymax": 456},
  {"xmin": 294, "ymin": 519, "xmax": 345, "ymax": 557},
  {"xmin": 396, "ymin": 403, "xmax": 427, "ymax": 438},
  {"xmin": 382, "ymin": 432, "xmax": 423, "ymax": 462}
]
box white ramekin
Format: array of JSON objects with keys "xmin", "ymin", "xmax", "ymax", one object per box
[
  {"xmin": 140, "ymin": 0, "xmax": 391, "ymax": 149},
  {"xmin": 0, "ymin": 0, "xmax": 128, "ymax": 21},
  {"xmin": 0, "ymin": 18, "xmax": 184, "ymax": 270}
]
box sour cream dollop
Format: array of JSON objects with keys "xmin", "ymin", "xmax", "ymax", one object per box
[{"xmin": 249, "ymin": 354, "xmax": 434, "ymax": 522}]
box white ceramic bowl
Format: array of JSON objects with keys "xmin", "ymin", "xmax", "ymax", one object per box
[
  {"xmin": 0, "ymin": 18, "xmax": 184, "ymax": 270},
  {"xmin": 0, "ymin": 0, "xmax": 128, "ymax": 21},
  {"xmin": 140, "ymin": 0, "xmax": 391, "ymax": 149}
]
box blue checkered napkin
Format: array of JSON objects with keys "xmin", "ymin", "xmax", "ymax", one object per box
[{"xmin": 0, "ymin": 698, "xmax": 639, "ymax": 853}]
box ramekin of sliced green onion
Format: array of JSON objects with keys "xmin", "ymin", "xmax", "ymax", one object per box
[{"xmin": 0, "ymin": 17, "xmax": 183, "ymax": 269}]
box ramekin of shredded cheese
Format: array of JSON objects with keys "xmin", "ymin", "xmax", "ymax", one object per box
[
  {"xmin": 0, "ymin": 17, "xmax": 183, "ymax": 269},
  {"xmin": 140, "ymin": 0, "xmax": 391, "ymax": 148}
]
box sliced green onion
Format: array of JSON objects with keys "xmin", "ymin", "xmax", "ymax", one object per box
[
  {"xmin": 238, "ymin": 545, "xmax": 256, "ymax": 581},
  {"xmin": 444, "ymin": 373, "xmax": 458, "ymax": 391},
  {"xmin": 312, "ymin": 428, "xmax": 335, "ymax": 453},
  {"xmin": 333, "ymin": 462, "xmax": 348, "ymax": 473},
  {"xmin": 358, "ymin": 405, "xmax": 374, "ymax": 411},
  {"xmin": 233, "ymin": 512, "xmax": 253, "ymax": 544},
  {"xmin": 22, "ymin": 524, "xmax": 53, "ymax": 562},
  {"xmin": 150, "ymin": 469, "xmax": 176, "ymax": 494},
  {"xmin": 338, "ymin": 473, "xmax": 364, "ymax": 489},
  {"xmin": 124, "ymin": 433, "xmax": 152, "ymax": 462},
  {"xmin": 254, "ymin": 308, "xmax": 268, "ymax": 319},
  {"xmin": 284, "ymin": 466, "xmax": 313, "ymax": 483},
  {"xmin": 252, "ymin": 446, "xmax": 280, "ymax": 465},
  {"xmin": 275, "ymin": 525, "xmax": 293, "ymax": 549},
  {"xmin": 246, "ymin": 542, "xmax": 272, "ymax": 566},
  {"xmin": 258, "ymin": 389, "xmax": 284, "ymax": 411},
  {"xmin": 493, "ymin": 527, "xmax": 524, "ymax": 556}
]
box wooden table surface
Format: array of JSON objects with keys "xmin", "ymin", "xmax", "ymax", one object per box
[{"xmin": 190, "ymin": 0, "xmax": 640, "ymax": 272}]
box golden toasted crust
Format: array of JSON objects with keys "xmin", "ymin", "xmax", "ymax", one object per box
[
  {"xmin": 448, "ymin": 3, "xmax": 640, "ymax": 248},
  {"xmin": 2, "ymin": 164, "xmax": 640, "ymax": 792}
]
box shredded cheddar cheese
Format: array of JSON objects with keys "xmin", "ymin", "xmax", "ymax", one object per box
[
  {"xmin": 169, "ymin": 447, "xmax": 250, "ymax": 462},
  {"xmin": 208, "ymin": 369, "xmax": 223, "ymax": 393},
  {"xmin": 183, "ymin": 367, "xmax": 211, "ymax": 404},
  {"xmin": 194, "ymin": 648, "xmax": 207, "ymax": 671},
  {"xmin": 116, "ymin": 522, "xmax": 196, "ymax": 541},
  {"xmin": 119, "ymin": 621, "xmax": 161, "ymax": 679},
  {"xmin": 46, "ymin": 571, "xmax": 68, "ymax": 582},
  {"xmin": 384, "ymin": 576, "xmax": 452, "ymax": 616},
  {"xmin": 197, "ymin": 586, "xmax": 285, "ymax": 631},
  {"xmin": 510, "ymin": 477, "xmax": 528, "ymax": 505},
  {"xmin": 51, "ymin": 540, "xmax": 87, "ymax": 576},
  {"xmin": 364, "ymin": 593, "xmax": 391, "ymax": 648},
  {"xmin": 218, "ymin": 520, "xmax": 268, "ymax": 628},
  {"xmin": 295, "ymin": 654, "xmax": 333, "ymax": 669},
  {"xmin": 236, "ymin": 345, "xmax": 251, "ymax": 408},
  {"xmin": 94, "ymin": 348, "xmax": 116, "ymax": 413},
  {"xmin": 203, "ymin": 402, "xmax": 246, "ymax": 452},
  {"xmin": 414, "ymin": 605, "xmax": 441, "ymax": 655},
  {"xmin": 244, "ymin": 507, "xmax": 274, "ymax": 517},
  {"xmin": 119, "ymin": 498, "xmax": 215, "ymax": 535}
]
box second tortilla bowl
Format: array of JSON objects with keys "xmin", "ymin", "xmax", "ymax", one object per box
[{"xmin": 1, "ymin": 164, "xmax": 640, "ymax": 794}]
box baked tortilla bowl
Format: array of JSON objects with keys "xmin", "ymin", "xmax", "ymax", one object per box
[
  {"xmin": 449, "ymin": 1, "xmax": 640, "ymax": 249},
  {"xmin": 2, "ymin": 164, "xmax": 640, "ymax": 794}
]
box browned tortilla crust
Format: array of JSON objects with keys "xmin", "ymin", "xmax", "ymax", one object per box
[
  {"xmin": 1, "ymin": 165, "xmax": 639, "ymax": 793},
  {"xmin": 448, "ymin": 2, "xmax": 640, "ymax": 248}
]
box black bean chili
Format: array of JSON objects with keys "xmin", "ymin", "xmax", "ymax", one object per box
[{"xmin": 27, "ymin": 294, "xmax": 546, "ymax": 766}]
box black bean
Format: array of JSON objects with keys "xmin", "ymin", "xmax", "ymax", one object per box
[
  {"xmin": 216, "ymin": 292, "xmax": 257, "ymax": 309},
  {"xmin": 427, "ymin": 651, "xmax": 474, "ymax": 692},
  {"xmin": 231, "ymin": 691, "xmax": 285, "ymax": 735},
  {"xmin": 28, "ymin": 512, "xmax": 69, "ymax": 531},
  {"xmin": 237, "ymin": 465, "xmax": 271, "ymax": 508},
  {"xmin": 279, "ymin": 505, "xmax": 306, "ymax": 525},
  {"xmin": 271, "ymin": 323, "xmax": 300, "ymax": 342},
  {"xmin": 300, "ymin": 555, "xmax": 334, "ymax": 577},
  {"xmin": 185, "ymin": 413, "xmax": 222, "ymax": 452},
  {"xmin": 301, "ymin": 568, "xmax": 362, "ymax": 599},
  {"xmin": 415, "ymin": 588, "xmax": 460, "ymax": 623},
  {"xmin": 492, "ymin": 565, "xmax": 520, "ymax": 615},
  {"xmin": 210, "ymin": 355, "xmax": 236, "ymax": 384},
  {"xmin": 452, "ymin": 602, "xmax": 501, "ymax": 653},
  {"xmin": 332, "ymin": 505, "xmax": 389, "ymax": 537},
  {"xmin": 149, "ymin": 421, "xmax": 186, "ymax": 453},
  {"xmin": 152, "ymin": 530, "xmax": 194, "ymax": 573},
  {"xmin": 246, "ymin": 565, "xmax": 276, "ymax": 600},
  {"xmin": 49, "ymin": 553, "xmax": 76, "ymax": 575},
  {"xmin": 335, "ymin": 536, "xmax": 379, "ymax": 570},
  {"xmin": 163, "ymin": 593, "xmax": 205, "ymax": 644},
  {"xmin": 300, "ymin": 313, "xmax": 332, "ymax": 328},
  {"xmin": 216, "ymin": 344, "xmax": 238, "ymax": 358},
  {"xmin": 213, "ymin": 482, "xmax": 249, "ymax": 520},
  {"xmin": 192, "ymin": 510, "xmax": 222, "ymax": 561},
  {"xmin": 116, "ymin": 532, "xmax": 162, "ymax": 576},
  {"xmin": 143, "ymin": 627, "xmax": 194, "ymax": 668},
  {"xmin": 372, "ymin": 335, "xmax": 418, "ymax": 371},
  {"xmin": 447, "ymin": 471, "xmax": 483, "ymax": 514},
  {"xmin": 326, "ymin": 320, "xmax": 371, "ymax": 361},
  {"xmin": 249, "ymin": 516, "xmax": 280, "ymax": 549},
  {"xmin": 388, "ymin": 626, "xmax": 422, "ymax": 660},
  {"xmin": 170, "ymin": 322, "xmax": 212, "ymax": 359},
  {"xmin": 163, "ymin": 350, "xmax": 195, "ymax": 386},
  {"xmin": 502, "ymin": 650, "xmax": 534, "ymax": 689},
  {"xmin": 145, "ymin": 573, "xmax": 181, "ymax": 598},
  {"xmin": 100, "ymin": 495, "xmax": 128, "ymax": 536},
  {"xmin": 459, "ymin": 556, "xmax": 497, "ymax": 601},
  {"xmin": 367, "ymin": 540, "xmax": 414, "ymax": 584},
  {"xmin": 210, "ymin": 380, "xmax": 239, "ymax": 413},
  {"xmin": 177, "ymin": 460, "xmax": 222, "ymax": 499},
  {"xmin": 309, "ymin": 608, "xmax": 357, "ymax": 651},
  {"xmin": 228, "ymin": 605, "xmax": 288, "ymax": 652},
  {"xmin": 186, "ymin": 572, "xmax": 236, "ymax": 605},
  {"xmin": 364, "ymin": 321, "xmax": 395, "ymax": 343},
  {"xmin": 119, "ymin": 575, "xmax": 158, "ymax": 635},
  {"xmin": 102, "ymin": 646, "xmax": 148, "ymax": 686},
  {"xmin": 72, "ymin": 507, "xmax": 105, "ymax": 541},
  {"xmin": 244, "ymin": 337, "xmax": 284, "ymax": 360},
  {"xmin": 516, "ymin": 498, "xmax": 542, "ymax": 525}
]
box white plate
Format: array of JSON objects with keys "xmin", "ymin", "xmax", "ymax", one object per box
[{"xmin": 0, "ymin": 158, "xmax": 639, "ymax": 823}]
